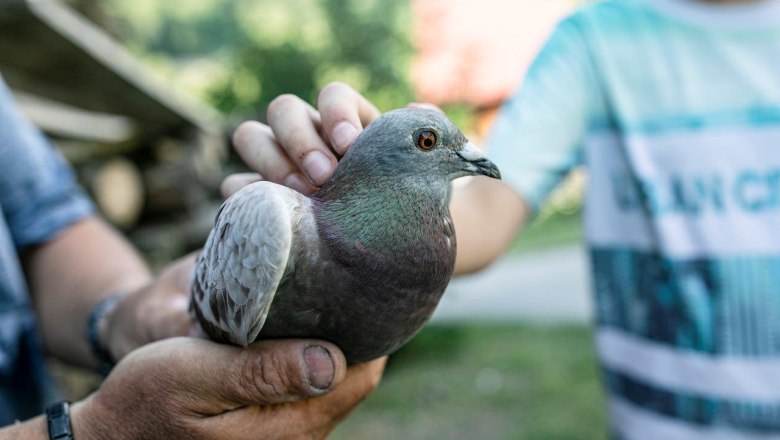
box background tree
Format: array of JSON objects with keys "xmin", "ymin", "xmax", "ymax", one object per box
[{"xmin": 100, "ymin": 0, "xmax": 413, "ymax": 118}]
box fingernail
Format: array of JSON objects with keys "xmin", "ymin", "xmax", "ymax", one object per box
[
  {"xmin": 283, "ymin": 172, "xmax": 311, "ymax": 194},
  {"xmin": 304, "ymin": 345, "xmax": 335, "ymax": 392},
  {"xmin": 331, "ymin": 122, "xmax": 358, "ymax": 153},
  {"xmin": 302, "ymin": 151, "xmax": 333, "ymax": 186}
]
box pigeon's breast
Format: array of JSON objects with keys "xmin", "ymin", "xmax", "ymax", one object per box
[{"xmin": 258, "ymin": 207, "xmax": 456, "ymax": 363}]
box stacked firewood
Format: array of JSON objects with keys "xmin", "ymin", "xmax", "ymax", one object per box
[{"xmin": 0, "ymin": 0, "xmax": 228, "ymax": 267}]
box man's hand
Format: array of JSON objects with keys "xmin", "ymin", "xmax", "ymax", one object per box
[
  {"xmin": 72, "ymin": 337, "xmax": 385, "ymax": 440},
  {"xmin": 222, "ymin": 82, "xmax": 380, "ymax": 198},
  {"xmin": 103, "ymin": 253, "xmax": 199, "ymax": 362}
]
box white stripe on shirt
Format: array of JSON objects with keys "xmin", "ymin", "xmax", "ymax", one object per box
[
  {"xmin": 609, "ymin": 396, "xmax": 779, "ymax": 440},
  {"xmin": 585, "ymin": 127, "xmax": 780, "ymax": 259},
  {"xmin": 598, "ymin": 328, "xmax": 780, "ymax": 401}
]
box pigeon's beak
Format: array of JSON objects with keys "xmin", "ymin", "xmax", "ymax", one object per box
[{"xmin": 456, "ymin": 142, "xmax": 501, "ymax": 179}]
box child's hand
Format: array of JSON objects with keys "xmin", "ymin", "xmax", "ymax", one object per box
[{"xmin": 223, "ymin": 82, "xmax": 380, "ymax": 197}]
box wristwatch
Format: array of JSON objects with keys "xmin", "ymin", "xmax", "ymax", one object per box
[
  {"xmin": 86, "ymin": 292, "xmax": 125, "ymax": 375},
  {"xmin": 46, "ymin": 401, "xmax": 74, "ymax": 440}
]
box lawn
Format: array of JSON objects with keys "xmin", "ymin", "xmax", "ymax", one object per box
[
  {"xmin": 508, "ymin": 211, "xmax": 583, "ymax": 255},
  {"xmin": 332, "ymin": 324, "xmax": 607, "ymax": 440}
]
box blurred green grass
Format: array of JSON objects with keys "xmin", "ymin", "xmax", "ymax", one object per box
[
  {"xmin": 508, "ymin": 211, "xmax": 582, "ymax": 254},
  {"xmin": 332, "ymin": 324, "xmax": 607, "ymax": 440}
]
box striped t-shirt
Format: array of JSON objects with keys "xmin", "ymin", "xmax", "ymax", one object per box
[{"xmin": 487, "ymin": 0, "xmax": 780, "ymax": 438}]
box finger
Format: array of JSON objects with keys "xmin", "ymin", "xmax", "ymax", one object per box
[
  {"xmin": 138, "ymin": 254, "xmax": 198, "ymax": 341},
  {"xmin": 266, "ymin": 94, "xmax": 337, "ymax": 187},
  {"xmin": 166, "ymin": 252, "xmax": 198, "ymax": 288},
  {"xmin": 202, "ymin": 356, "xmax": 387, "ymax": 440},
  {"xmin": 188, "ymin": 322, "xmax": 207, "ymax": 338},
  {"xmin": 150, "ymin": 304, "xmax": 193, "ymax": 340},
  {"xmin": 407, "ymin": 102, "xmax": 444, "ymax": 113},
  {"xmin": 220, "ymin": 173, "xmax": 262, "ymax": 199},
  {"xmin": 318, "ymin": 82, "xmax": 381, "ymax": 155},
  {"xmin": 232, "ymin": 121, "xmax": 314, "ymax": 193},
  {"xmin": 306, "ymin": 356, "xmax": 387, "ymax": 425},
  {"xmin": 165, "ymin": 338, "xmax": 347, "ymax": 409},
  {"xmin": 165, "ymin": 310, "xmax": 194, "ymax": 338}
]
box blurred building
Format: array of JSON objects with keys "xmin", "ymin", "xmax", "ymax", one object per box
[
  {"xmin": 0, "ymin": 0, "xmax": 227, "ymax": 265},
  {"xmin": 412, "ymin": 0, "xmax": 573, "ymax": 139}
]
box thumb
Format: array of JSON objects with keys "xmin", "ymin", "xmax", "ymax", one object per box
[{"xmin": 169, "ymin": 338, "xmax": 348, "ymax": 409}]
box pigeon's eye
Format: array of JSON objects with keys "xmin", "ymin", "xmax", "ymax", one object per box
[{"xmin": 417, "ymin": 131, "xmax": 437, "ymax": 151}]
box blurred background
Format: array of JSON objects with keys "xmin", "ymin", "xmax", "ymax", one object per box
[{"xmin": 0, "ymin": 0, "xmax": 602, "ymax": 438}]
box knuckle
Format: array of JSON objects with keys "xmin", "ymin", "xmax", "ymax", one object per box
[
  {"xmin": 366, "ymin": 368, "xmax": 382, "ymax": 392},
  {"xmin": 219, "ymin": 176, "xmax": 239, "ymax": 199},
  {"xmin": 239, "ymin": 352, "xmax": 281, "ymax": 401},
  {"xmin": 285, "ymin": 131, "xmax": 316, "ymax": 159},
  {"xmin": 267, "ymin": 94, "xmax": 300, "ymax": 121},
  {"xmin": 238, "ymin": 351, "xmax": 303, "ymax": 403},
  {"xmin": 368, "ymin": 373, "xmax": 382, "ymax": 392},
  {"xmin": 321, "ymin": 81, "xmax": 351, "ymax": 94},
  {"xmin": 232, "ymin": 121, "xmax": 264, "ymax": 151},
  {"xmin": 351, "ymin": 361, "xmax": 384, "ymax": 397},
  {"xmin": 318, "ymin": 82, "xmax": 352, "ymax": 105},
  {"xmin": 263, "ymin": 169, "xmax": 288, "ymax": 186}
]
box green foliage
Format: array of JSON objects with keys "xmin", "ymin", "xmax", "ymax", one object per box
[{"xmin": 105, "ymin": 0, "xmax": 414, "ymax": 117}]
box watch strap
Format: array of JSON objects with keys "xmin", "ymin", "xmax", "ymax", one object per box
[
  {"xmin": 46, "ymin": 401, "xmax": 74, "ymax": 440},
  {"xmin": 86, "ymin": 293, "xmax": 125, "ymax": 375}
]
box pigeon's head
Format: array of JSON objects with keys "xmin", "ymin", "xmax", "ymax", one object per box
[{"xmin": 337, "ymin": 108, "xmax": 501, "ymax": 186}]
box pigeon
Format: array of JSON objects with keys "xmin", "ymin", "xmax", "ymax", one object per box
[{"xmin": 190, "ymin": 108, "xmax": 501, "ymax": 363}]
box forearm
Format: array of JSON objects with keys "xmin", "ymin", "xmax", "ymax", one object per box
[
  {"xmin": 0, "ymin": 416, "xmax": 46, "ymax": 440},
  {"xmin": 0, "ymin": 400, "xmax": 99, "ymax": 440},
  {"xmin": 24, "ymin": 216, "xmax": 151, "ymax": 367},
  {"xmin": 451, "ymin": 177, "xmax": 528, "ymax": 274}
]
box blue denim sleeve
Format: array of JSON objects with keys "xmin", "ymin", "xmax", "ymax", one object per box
[{"xmin": 0, "ymin": 78, "xmax": 94, "ymax": 249}]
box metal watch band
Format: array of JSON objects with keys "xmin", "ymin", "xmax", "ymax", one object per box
[
  {"xmin": 46, "ymin": 401, "xmax": 74, "ymax": 440},
  {"xmin": 86, "ymin": 292, "xmax": 125, "ymax": 375}
]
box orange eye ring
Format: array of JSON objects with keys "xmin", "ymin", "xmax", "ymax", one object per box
[{"xmin": 417, "ymin": 131, "xmax": 437, "ymax": 150}]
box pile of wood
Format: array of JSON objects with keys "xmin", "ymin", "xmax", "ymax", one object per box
[{"xmin": 0, "ymin": 0, "xmax": 228, "ymax": 266}]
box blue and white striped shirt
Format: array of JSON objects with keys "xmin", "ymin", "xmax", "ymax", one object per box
[{"xmin": 488, "ymin": 0, "xmax": 780, "ymax": 437}]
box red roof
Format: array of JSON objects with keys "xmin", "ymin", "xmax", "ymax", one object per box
[{"xmin": 411, "ymin": 0, "xmax": 572, "ymax": 107}]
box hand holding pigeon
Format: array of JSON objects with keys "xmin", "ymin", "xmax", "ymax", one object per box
[{"xmin": 191, "ymin": 108, "xmax": 500, "ymax": 363}]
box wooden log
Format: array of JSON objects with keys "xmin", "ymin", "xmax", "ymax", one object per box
[
  {"xmin": 0, "ymin": 0, "xmax": 227, "ymax": 166},
  {"xmin": 87, "ymin": 157, "xmax": 145, "ymax": 228},
  {"xmin": 14, "ymin": 90, "xmax": 139, "ymax": 144},
  {"xmin": 0, "ymin": 0, "xmax": 223, "ymax": 132}
]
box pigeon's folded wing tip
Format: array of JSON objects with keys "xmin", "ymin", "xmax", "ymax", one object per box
[{"xmin": 191, "ymin": 182, "xmax": 307, "ymax": 347}]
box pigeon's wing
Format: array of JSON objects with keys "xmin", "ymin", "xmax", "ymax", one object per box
[{"xmin": 190, "ymin": 181, "xmax": 308, "ymax": 347}]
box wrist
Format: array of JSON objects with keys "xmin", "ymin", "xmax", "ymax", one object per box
[
  {"xmin": 69, "ymin": 398, "xmax": 103, "ymax": 440},
  {"xmin": 0, "ymin": 415, "xmax": 47, "ymax": 439},
  {"xmin": 87, "ymin": 292, "xmax": 128, "ymax": 374}
]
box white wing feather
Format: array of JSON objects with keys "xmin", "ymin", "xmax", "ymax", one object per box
[{"xmin": 190, "ymin": 181, "xmax": 307, "ymax": 346}]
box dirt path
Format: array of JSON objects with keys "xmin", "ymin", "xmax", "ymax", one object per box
[{"xmin": 431, "ymin": 245, "xmax": 592, "ymax": 324}]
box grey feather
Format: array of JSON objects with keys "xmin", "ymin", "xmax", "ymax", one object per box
[{"xmin": 191, "ymin": 183, "xmax": 307, "ymax": 346}]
